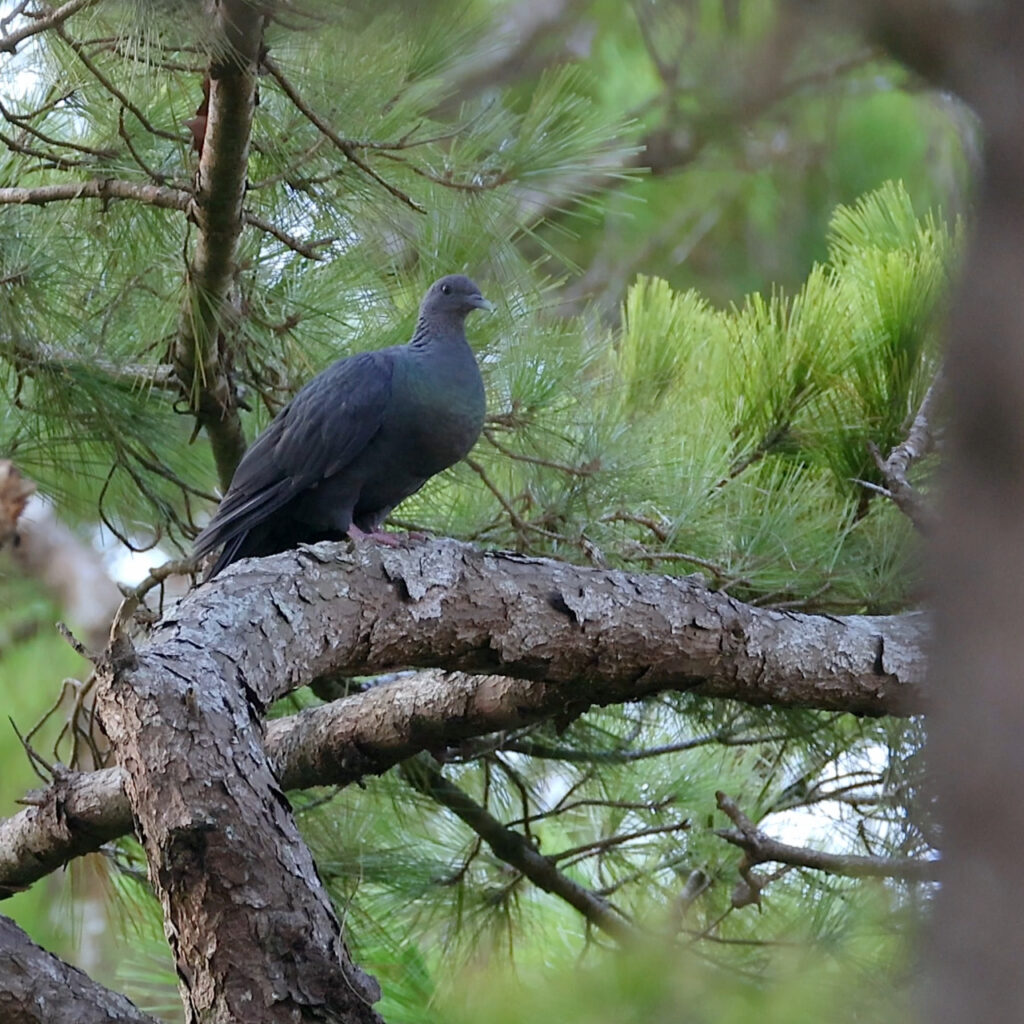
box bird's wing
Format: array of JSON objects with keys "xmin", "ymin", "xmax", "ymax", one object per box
[{"xmin": 193, "ymin": 350, "xmax": 395, "ymax": 558}]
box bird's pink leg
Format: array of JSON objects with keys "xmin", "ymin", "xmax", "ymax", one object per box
[{"xmin": 347, "ymin": 524, "xmax": 406, "ymax": 548}]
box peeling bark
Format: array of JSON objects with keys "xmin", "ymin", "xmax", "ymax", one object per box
[{"xmin": 0, "ymin": 914, "xmax": 158, "ymax": 1024}]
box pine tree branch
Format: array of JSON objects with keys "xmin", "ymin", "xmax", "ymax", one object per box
[
  {"xmin": 714, "ymin": 792, "xmax": 939, "ymax": 881},
  {"xmin": 93, "ymin": 598, "xmax": 383, "ymax": 1020},
  {"xmin": 0, "ymin": 179, "xmax": 329, "ymax": 262},
  {"xmin": 0, "ymin": 913, "xmax": 159, "ymax": 1024},
  {"xmin": 0, "ymin": 538, "xmax": 927, "ymax": 897},
  {"xmin": 0, "ymin": 97, "xmax": 117, "ymax": 159},
  {"xmin": 172, "ymin": 0, "xmax": 264, "ymax": 491},
  {"xmin": 401, "ymin": 754, "xmax": 632, "ymax": 940},
  {"xmin": 0, "ymin": 179, "xmax": 192, "ymax": 210},
  {"xmin": 3, "ymin": 334, "xmax": 177, "ymax": 390},
  {"xmin": 0, "ymin": 0, "xmax": 95, "ymax": 55}
]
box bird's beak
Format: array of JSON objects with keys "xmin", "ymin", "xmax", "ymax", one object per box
[{"xmin": 468, "ymin": 294, "xmax": 495, "ymax": 312}]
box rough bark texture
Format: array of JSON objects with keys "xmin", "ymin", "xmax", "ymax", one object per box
[
  {"xmin": 187, "ymin": 538, "xmax": 925, "ymax": 715},
  {"xmin": 0, "ymin": 767, "xmax": 128, "ymax": 897},
  {"xmin": 94, "ymin": 631, "xmax": 382, "ymax": 1024},
  {"xmin": 0, "ymin": 913, "xmax": 158, "ymax": 1024}
]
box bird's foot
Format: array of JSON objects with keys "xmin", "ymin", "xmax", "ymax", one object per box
[{"xmin": 347, "ymin": 525, "xmax": 408, "ymax": 548}]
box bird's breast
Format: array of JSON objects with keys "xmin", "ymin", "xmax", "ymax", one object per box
[{"xmin": 388, "ymin": 350, "xmax": 485, "ymax": 475}]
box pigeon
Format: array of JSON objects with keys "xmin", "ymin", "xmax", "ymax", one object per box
[{"xmin": 194, "ymin": 274, "xmax": 491, "ymax": 578}]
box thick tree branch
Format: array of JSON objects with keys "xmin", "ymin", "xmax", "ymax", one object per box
[
  {"xmin": 714, "ymin": 792, "xmax": 939, "ymax": 882},
  {"xmin": 93, "ymin": 662, "xmax": 382, "ymax": 1022},
  {"xmin": 402, "ymin": 754, "xmax": 631, "ymax": 940},
  {"xmin": 188, "ymin": 538, "xmax": 924, "ymax": 716},
  {"xmin": 0, "ymin": 766, "xmax": 129, "ymax": 897},
  {"xmin": 173, "ymin": 0, "xmax": 262, "ymax": 490},
  {"xmin": 0, "ymin": 538, "xmax": 926, "ymax": 897},
  {"xmin": 0, "ymin": 913, "xmax": 158, "ymax": 1024}
]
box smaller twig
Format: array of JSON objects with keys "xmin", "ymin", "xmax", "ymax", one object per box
[
  {"xmin": 8, "ymin": 715, "xmax": 53, "ymax": 783},
  {"xmin": 402, "ymin": 753, "xmax": 633, "ymax": 940},
  {"xmin": 54, "ymin": 22, "xmax": 182, "ymax": 141},
  {"xmin": 553, "ymin": 820, "xmax": 691, "ymax": 866},
  {"xmin": 0, "ymin": 0, "xmax": 95, "ymax": 54},
  {"xmin": 107, "ymin": 556, "xmax": 198, "ymax": 645},
  {"xmin": 867, "ymin": 374, "xmax": 943, "ymax": 533},
  {"xmin": 377, "ymin": 151, "xmax": 510, "ymax": 193},
  {"xmin": 714, "ymin": 791, "xmax": 939, "ymax": 881},
  {"xmin": 262, "ymin": 55, "xmax": 426, "ymax": 213},
  {"xmin": 242, "ymin": 209, "xmax": 331, "ymax": 260},
  {"xmin": 0, "ymin": 127, "xmax": 92, "ymax": 168},
  {"xmin": 464, "ymin": 457, "xmax": 567, "ymax": 544},
  {"xmin": 0, "ymin": 0, "xmax": 32, "ymax": 35},
  {"xmin": 482, "ymin": 730, "xmax": 794, "ymax": 764},
  {"xmin": 483, "ymin": 429, "xmax": 597, "ymax": 477},
  {"xmin": 0, "ymin": 97, "xmax": 116, "ymax": 157},
  {"xmin": 117, "ymin": 107, "xmax": 168, "ymax": 184},
  {"xmin": 601, "ymin": 510, "xmax": 671, "ymax": 542},
  {"xmin": 504, "ymin": 795, "xmax": 675, "ymax": 829},
  {"xmin": 55, "ymin": 621, "xmax": 92, "ymax": 661}
]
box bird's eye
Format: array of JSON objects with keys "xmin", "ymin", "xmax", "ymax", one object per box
[{"xmin": 441, "ymin": 283, "xmax": 451, "ymax": 295}]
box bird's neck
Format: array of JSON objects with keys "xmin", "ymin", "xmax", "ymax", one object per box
[{"xmin": 408, "ymin": 314, "xmax": 467, "ymax": 351}]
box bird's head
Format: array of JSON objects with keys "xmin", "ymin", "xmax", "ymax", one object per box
[{"xmin": 421, "ymin": 275, "xmax": 494, "ymax": 320}]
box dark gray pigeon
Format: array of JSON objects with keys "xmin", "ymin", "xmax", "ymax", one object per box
[{"xmin": 194, "ymin": 274, "xmax": 491, "ymax": 577}]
